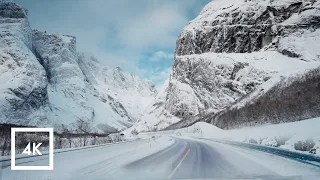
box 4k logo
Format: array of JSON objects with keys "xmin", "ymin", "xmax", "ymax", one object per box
[
  {"xmin": 11, "ymin": 128, "xmax": 54, "ymax": 170},
  {"xmin": 22, "ymin": 142, "xmax": 43, "ymax": 156}
]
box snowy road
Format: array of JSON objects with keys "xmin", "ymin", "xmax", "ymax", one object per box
[{"xmin": 1, "ymin": 136, "xmax": 320, "ymax": 180}]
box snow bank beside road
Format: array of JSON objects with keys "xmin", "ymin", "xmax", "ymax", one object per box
[{"xmin": 176, "ymin": 117, "xmax": 320, "ymax": 156}]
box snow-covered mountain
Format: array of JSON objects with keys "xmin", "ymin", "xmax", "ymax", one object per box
[
  {"xmin": 0, "ymin": 1, "xmax": 48, "ymax": 125},
  {"xmin": 130, "ymin": 0, "xmax": 320, "ymax": 132},
  {"xmin": 0, "ymin": 1, "xmax": 157, "ymax": 132}
]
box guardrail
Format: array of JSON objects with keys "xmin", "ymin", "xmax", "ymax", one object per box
[{"xmin": 197, "ymin": 137, "xmax": 320, "ymax": 168}]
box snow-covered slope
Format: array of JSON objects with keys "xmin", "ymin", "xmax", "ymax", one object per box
[
  {"xmin": 0, "ymin": 1, "xmax": 48, "ymax": 125},
  {"xmin": 176, "ymin": 117, "xmax": 320, "ymax": 156},
  {"xmin": 77, "ymin": 53, "xmax": 157, "ymax": 131},
  {"xmin": 124, "ymin": 79, "xmax": 180, "ymax": 132},
  {"xmin": 131, "ymin": 0, "xmax": 320, "ymax": 132},
  {"xmin": 32, "ymin": 30, "xmax": 94, "ymax": 127},
  {"xmin": 0, "ymin": 1, "xmax": 157, "ymax": 132}
]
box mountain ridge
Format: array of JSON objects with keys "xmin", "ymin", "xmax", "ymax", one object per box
[{"xmin": 0, "ymin": 1, "xmax": 157, "ymax": 132}]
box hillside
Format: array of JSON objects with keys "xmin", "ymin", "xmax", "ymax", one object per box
[{"xmin": 130, "ymin": 0, "xmax": 320, "ymax": 132}]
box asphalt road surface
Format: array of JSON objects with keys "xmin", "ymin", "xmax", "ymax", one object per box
[
  {"xmin": 1, "ymin": 136, "xmax": 320, "ymax": 180},
  {"xmin": 124, "ymin": 137, "xmax": 320, "ymax": 180}
]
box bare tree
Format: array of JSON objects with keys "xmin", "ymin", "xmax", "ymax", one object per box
[
  {"xmin": 54, "ymin": 135, "xmax": 63, "ymax": 149},
  {"xmin": 0, "ymin": 125, "xmax": 11, "ymax": 156},
  {"xmin": 75, "ymin": 118, "xmax": 92, "ymax": 147},
  {"xmin": 62, "ymin": 124, "xmax": 73, "ymax": 148},
  {"xmin": 212, "ymin": 67, "xmax": 320, "ymax": 129},
  {"xmin": 131, "ymin": 129, "xmax": 139, "ymax": 136}
]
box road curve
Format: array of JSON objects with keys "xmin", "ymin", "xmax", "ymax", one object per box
[{"xmin": 122, "ymin": 137, "xmax": 320, "ymax": 180}]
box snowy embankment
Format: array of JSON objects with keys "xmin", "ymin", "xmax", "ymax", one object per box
[{"xmin": 174, "ymin": 117, "xmax": 320, "ymax": 156}]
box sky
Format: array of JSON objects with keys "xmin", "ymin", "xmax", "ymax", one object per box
[{"xmin": 14, "ymin": 0, "xmax": 211, "ymax": 86}]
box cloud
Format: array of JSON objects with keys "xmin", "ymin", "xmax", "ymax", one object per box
[
  {"xmin": 148, "ymin": 67, "xmax": 172, "ymax": 86},
  {"xmin": 149, "ymin": 51, "xmax": 174, "ymax": 62},
  {"xmin": 14, "ymin": 0, "xmax": 210, "ymax": 82},
  {"xmin": 116, "ymin": 3, "xmax": 188, "ymax": 49}
]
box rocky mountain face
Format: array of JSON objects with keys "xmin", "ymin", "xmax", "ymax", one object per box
[
  {"xmin": 0, "ymin": 1, "xmax": 48, "ymax": 125},
  {"xmin": 176, "ymin": 0, "xmax": 320, "ymax": 58},
  {"xmin": 0, "ymin": 1, "xmax": 157, "ymax": 132},
  {"xmin": 131, "ymin": 0, "xmax": 320, "ymax": 132}
]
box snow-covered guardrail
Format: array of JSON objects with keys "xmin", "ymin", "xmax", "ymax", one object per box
[{"xmin": 198, "ymin": 137, "xmax": 320, "ymax": 168}]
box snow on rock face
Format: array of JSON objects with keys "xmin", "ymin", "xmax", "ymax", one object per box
[
  {"xmin": 0, "ymin": 1, "xmax": 48, "ymax": 125},
  {"xmin": 134, "ymin": 0, "xmax": 320, "ymax": 132},
  {"xmin": 30, "ymin": 33, "xmax": 157, "ymax": 131},
  {"xmin": 176, "ymin": 0, "xmax": 320, "ymax": 57},
  {"xmin": 171, "ymin": 54, "xmax": 273, "ymax": 116},
  {"xmin": 77, "ymin": 53, "xmax": 157, "ymax": 131},
  {"xmin": 0, "ymin": 1, "xmax": 157, "ymax": 132},
  {"xmin": 165, "ymin": 79, "xmax": 202, "ymax": 119},
  {"xmin": 124, "ymin": 79, "xmax": 180, "ymax": 133},
  {"xmin": 104, "ymin": 66, "xmax": 157, "ymax": 97},
  {"xmin": 101, "ymin": 66, "xmax": 157, "ymax": 120},
  {"xmin": 278, "ymin": 28, "xmax": 320, "ymax": 61},
  {"xmin": 0, "ymin": 1, "xmax": 27, "ymax": 19},
  {"xmin": 32, "ymin": 30, "xmax": 94, "ymax": 126}
]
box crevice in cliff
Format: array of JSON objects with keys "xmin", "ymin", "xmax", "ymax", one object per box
[{"xmin": 33, "ymin": 48, "xmax": 52, "ymax": 83}]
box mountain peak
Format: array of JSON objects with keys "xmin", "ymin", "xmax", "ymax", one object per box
[
  {"xmin": 115, "ymin": 66, "xmax": 123, "ymax": 71},
  {"xmin": 0, "ymin": 1, "xmax": 27, "ymax": 19}
]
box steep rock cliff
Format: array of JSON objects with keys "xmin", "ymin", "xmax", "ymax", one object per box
[
  {"xmin": 0, "ymin": 1, "xmax": 48, "ymax": 125},
  {"xmin": 132, "ymin": 0, "xmax": 320, "ymax": 131}
]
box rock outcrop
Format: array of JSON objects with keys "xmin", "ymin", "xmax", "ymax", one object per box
[
  {"xmin": 176, "ymin": 0, "xmax": 320, "ymax": 58},
  {"xmin": 0, "ymin": 1, "xmax": 48, "ymax": 125},
  {"xmin": 132, "ymin": 0, "xmax": 320, "ymax": 132}
]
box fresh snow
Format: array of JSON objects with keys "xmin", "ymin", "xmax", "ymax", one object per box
[
  {"xmin": 175, "ymin": 117, "xmax": 320, "ymax": 156},
  {"xmin": 278, "ymin": 28, "xmax": 320, "ymax": 62},
  {"xmin": 124, "ymin": 79, "xmax": 181, "ymax": 133},
  {"xmin": 177, "ymin": 50, "xmax": 318, "ymax": 75},
  {"xmin": 0, "ymin": 2, "xmax": 48, "ymax": 125},
  {"xmin": 76, "ymin": 52, "xmax": 157, "ymax": 131}
]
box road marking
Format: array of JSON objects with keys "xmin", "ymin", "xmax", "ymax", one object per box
[{"xmin": 167, "ymin": 148, "xmax": 190, "ymax": 179}]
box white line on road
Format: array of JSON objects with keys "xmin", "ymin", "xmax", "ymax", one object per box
[{"xmin": 167, "ymin": 147, "xmax": 190, "ymax": 179}]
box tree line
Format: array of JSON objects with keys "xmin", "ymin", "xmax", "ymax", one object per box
[
  {"xmin": 211, "ymin": 66, "xmax": 320, "ymax": 129},
  {"xmin": 0, "ymin": 119, "xmax": 124, "ymax": 156}
]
